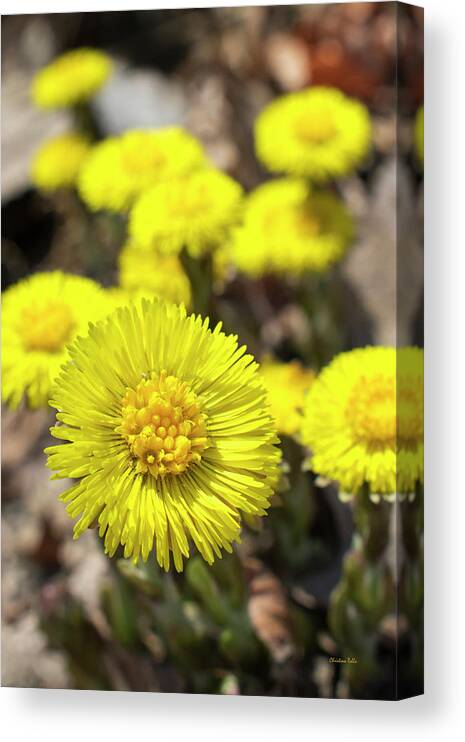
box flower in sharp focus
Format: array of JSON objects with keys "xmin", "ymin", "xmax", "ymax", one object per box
[
  {"xmin": 31, "ymin": 48, "xmax": 112, "ymax": 109},
  {"xmin": 129, "ymin": 169, "xmax": 244, "ymax": 257},
  {"xmin": 77, "ymin": 128, "xmax": 206, "ymax": 213},
  {"xmin": 118, "ymin": 241, "xmax": 192, "ymax": 308},
  {"xmin": 300, "ymin": 347, "xmax": 424, "ymax": 499},
  {"xmin": 260, "ymin": 357, "xmax": 315, "ymax": 437},
  {"xmin": 255, "ymin": 86, "xmax": 371, "ymax": 181},
  {"xmin": 229, "ymin": 178, "xmax": 353, "ymax": 277},
  {"xmin": 2, "ymin": 272, "xmax": 111, "ymax": 409},
  {"xmin": 31, "ymin": 133, "xmax": 91, "ymax": 192},
  {"xmin": 46, "ymin": 298, "xmax": 281, "ymax": 571}
]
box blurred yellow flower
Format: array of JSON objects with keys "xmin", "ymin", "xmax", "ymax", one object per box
[
  {"xmin": 414, "ymin": 106, "xmax": 424, "ymax": 164},
  {"xmin": 229, "ymin": 178, "xmax": 353, "ymax": 277},
  {"xmin": 46, "ymin": 298, "xmax": 280, "ymax": 571},
  {"xmin": 77, "ymin": 128, "xmax": 206, "ymax": 213},
  {"xmin": 118, "ymin": 241, "xmax": 192, "ymax": 307},
  {"xmin": 255, "ymin": 87, "xmax": 371, "ymax": 181},
  {"xmin": 31, "ymin": 133, "xmax": 91, "ymax": 192},
  {"xmin": 300, "ymin": 347, "xmax": 424, "ymax": 498},
  {"xmin": 31, "ymin": 48, "xmax": 112, "ymax": 108},
  {"xmin": 260, "ymin": 357, "xmax": 315, "ymax": 437},
  {"xmin": 129, "ymin": 169, "xmax": 243, "ymax": 256},
  {"xmin": 2, "ymin": 272, "xmax": 111, "ymax": 409}
]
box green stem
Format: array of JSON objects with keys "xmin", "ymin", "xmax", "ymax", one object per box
[
  {"xmin": 352, "ymin": 486, "xmax": 391, "ymax": 562},
  {"xmin": 181, "ymin": 249, "xmax": 213, "ymax": 317},
  {"xmin": 328, "ymin": 487, "xmax": 396, "ymax": 698},
  {"xmin": 298, "ymin": 271, "xmax": 345, "ymax": 368}
]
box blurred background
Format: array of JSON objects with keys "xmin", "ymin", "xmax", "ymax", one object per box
[{"xmin": 1, "ymin": 3, "xmax": 423, "ymax": 697}]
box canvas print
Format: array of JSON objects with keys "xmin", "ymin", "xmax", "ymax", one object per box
[{"xmin": 1, "ymin": 2, "xmax": 424, "ymax": 700}]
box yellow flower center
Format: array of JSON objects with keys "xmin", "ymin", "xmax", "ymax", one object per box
[
  {"xmin": 118, "ymin": 370, "xmax": 209, "ymax": 478},
  {"xmin": 262, "ymin": 204, "xmax": 320, "ymax": 239},
  {"xmin": 166, "ymin": 183, "xmax": 211, "ymax": 218},
  {"xmin": 121, "ymin": 137, "xmax": 165, "ymax": 174},
  {"xmin": 347, "ymin": 374, "xmax": 423, "ymax": 446},
  {"xmin": 398, "ymin": 380, "xmax": 424, "ymax": 443},
  {"xmin": 19, "ymin": 300, "xmax": 76, "ymax": 352},
  {"xmin": 294, "ymin": 111, "xmax": 336, "ymax": 144},
  {"xmin": 347, "ymin": 375, "xmax": 396, "ymax": 444},
  {"xmin": 296, "ymin": 207, "xmax": 321, "ymax": 237}
]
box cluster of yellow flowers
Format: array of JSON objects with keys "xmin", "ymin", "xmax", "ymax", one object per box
[
  {"xmin": 30, "ymin": 49, "xmax": 111, "ymax": 194},
  {"xmin": 225, "ymin": 86, "xmax": 371, "ymax": 278},
  {"xmin": 1, "ymin": 48, "xmax": 423, "ymax": 572},
  {"xmin": 77, "ymin": 128, "xmax": 207, "ymax": 213},
  {"xmin": 258, "ymin": 346, "xmax": 423, "ymax": 500},
  {"xmin": 29, "ymin": 56, "xmax": 371, "ymax": 280}
]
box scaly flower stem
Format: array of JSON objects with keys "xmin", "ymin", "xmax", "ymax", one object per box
[
  {"xmin": 398, "ymin": 486, "xmax": 424, "ymax": 694},
  {"xmin": 299, "ymin": 271, "xmax": 345, "ymax": 368},
  {"xmin": 181, "ymin": 249, "xmax": 213, "ymax": 316},
  {"xmin": 269, "ymin": 436, "xmax": 317, "ymax": 572},
  {"xmin": 328, "ymin": 486, "xmax": 395, "ymax": 698}
]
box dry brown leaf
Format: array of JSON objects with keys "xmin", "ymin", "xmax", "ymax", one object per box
[
  {"xmin": 265, "ymin": 33, "xmax": 311, "ymax": 91},
  {"xmin": 246, "ymin": 558, "xmax": 296, "ymax": 664}
]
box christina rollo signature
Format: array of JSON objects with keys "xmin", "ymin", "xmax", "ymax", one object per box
[{"xmin": 328, "ymin": 656, "xmax": 358, "ymax": 664}]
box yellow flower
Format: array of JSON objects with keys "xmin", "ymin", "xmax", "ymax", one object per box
[
  {"xmin": 31, "ymin": 133, "xmax": 91, "ymax": 192},
  {"xmin": 77, "ymin": 128, "xmax": 206, "ymax": 213},
  {"xmin": 129, "ymin": 169, "xmax": 243, "ymax": 256},
  {"xmin": 46, "ymin": 298, "xmax": 280, "ymax": 571},
  {"xmin": 414, "ymin": 106, "xmax": 424, "ymax": 164},
  {"xmin": 2, "ymin": 272, "xmax": 111, "ymax": 409},
  {"xmin": 118, "ymin": 241, "xmax": 192, "ymax": 308},
  {"xmin": 229, "ymin": 178, "xmax": 353, "ymax": 277},
  {"xmin": 260, "ymin": 357, "xmax": 315, "ymax": 437},
  {"xmin": 300, "ymin": 347, "xmax": 424, "ymax": 498},
  {"xmin": 255, "ymin": 86, "xmax": 371, "ymax": 181},
  {"xmin": 31, "ymin": 48, "xmax": 111, "ymax": 109}
]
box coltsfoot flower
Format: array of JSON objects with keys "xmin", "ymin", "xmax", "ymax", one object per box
[
  {"xmin": 31, "ymin": 133, "xmax": 91, "ymax": 192},
  {"xmin": 129, "ymin": 169, "xmax": 243, "ymax": 256},
  {"xmin": 46, "ymin": 298, "xmax": 280, "ymax": 571},
  {"xmin": 260, "ymin": 357, "xmax": 315, "ymax": 437},
  {"xmin": 31, "ymin": 48, "xmax": 112, "ymax": 108},
  {"xmin": 229, "ymin": 178, "xmax": 353, "ymax": 277},
  {"xmin": 77, "ymin": 128, "xmax": 206, "ymax": 213},
  {"xmin": 2, "ymin": 272, "xmax": 111, "ymax": 409},
  {"xmin": 300, "ymin": 347, "xmax": 423, "ymax": 498},
  {"xmin": 255, "ymin": 87, "xmax": 371, "ymax": 181},
  {"xmin": 118, "ymin": 241, "xmax": 192, "ymax": 307}
]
